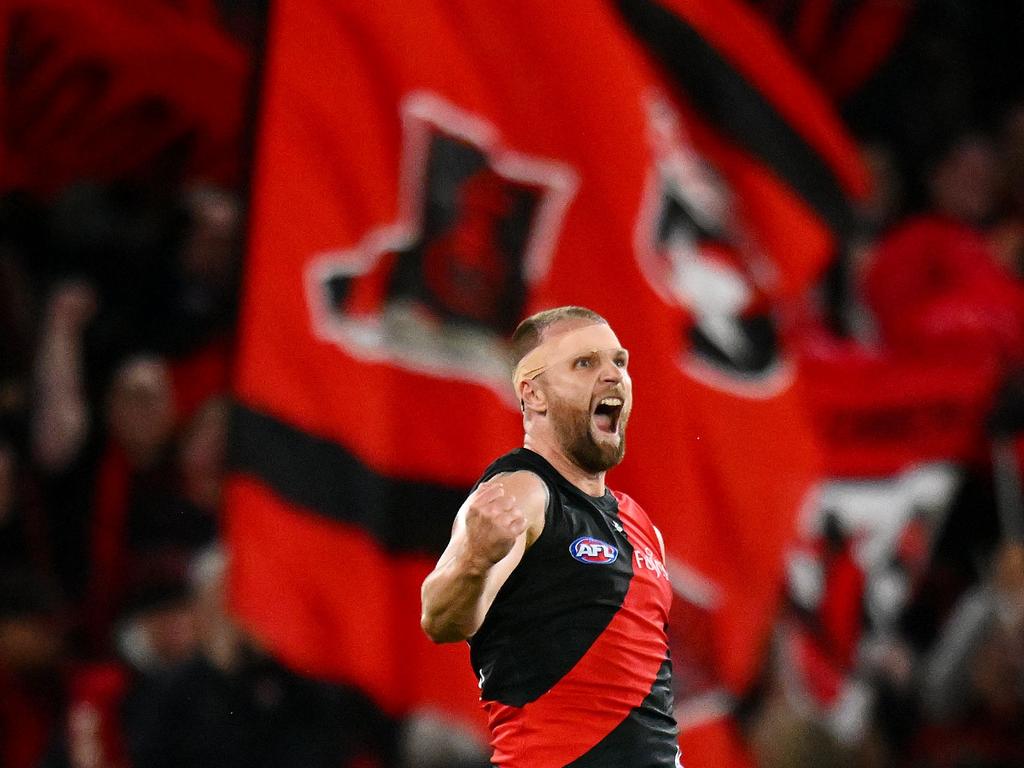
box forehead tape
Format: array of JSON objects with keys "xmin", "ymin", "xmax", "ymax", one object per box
[{"xmin": 512, "ymin": 323, "xmax": 624, "ymax": 391}]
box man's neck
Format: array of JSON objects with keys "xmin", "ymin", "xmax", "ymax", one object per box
[{"xmin": 523, "ymin": 434, "xmax": 606, "ymax": 498}]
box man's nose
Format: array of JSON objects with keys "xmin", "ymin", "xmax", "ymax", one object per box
[{"xmin": 598, "ymin": 356, "xmax": 623, "ymax": 382}]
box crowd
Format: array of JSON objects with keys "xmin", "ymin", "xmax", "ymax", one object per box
[
  {"xmin": 0, "ymin": 179, "xmax": 411, "ymax": 767},
  {"xmin": 2, "ymin": 1, "xmax": 1024, "ymax": 767},
  {"xmin": 754, "ymin": 101, "xmax": 1024, "ymax": 768}
]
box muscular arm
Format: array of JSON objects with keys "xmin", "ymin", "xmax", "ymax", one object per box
[{"xmin": 420, "ymin": 470, "xmax": 546, "ymax": 643}]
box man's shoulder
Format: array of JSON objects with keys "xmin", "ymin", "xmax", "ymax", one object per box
[
  {"xmin": 479, "ymin": 447, "xmax": 554, "ymax": 485},
  {"xmin": 489, "ymin": 467, "xmax": 545, "ymax": 490},
  {"xmin": 485, "ymin": 468, "xmax": 548, "ymax": 544},
  {"xmin": 610, "ymin": 489, "xmax": 654, "ymax": 521},
  {"xmin": 610, "ymin": 488, "xmax": 641, "ymax": 507}
]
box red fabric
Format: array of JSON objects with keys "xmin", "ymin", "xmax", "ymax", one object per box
[
  {"xmin": 817, "ymin": 544, "xmax": 865, "ymax": 669},
  {"xmin": 819, "ymin": 1, "xmax": 915, "ymax": 101},
  {"xmin": 0, "ymin": 666, "xmax": 57, "ymax": 768},
  {"xmin": 169, "ymin": 335, "xmax": 233, "ymax": 421},
  {"xmin": 228, "ymin": 1, "xmax": 862, "ymax": 755},
  {"xmin": 789, "ymin": 327, "xmax": 1004, "ymax": 713},
  {"xmin": 85, "ymin": 442, "xmax": 132, "ymax": 653},
  {"xmin": 0, "ymin": 0, "xmax": 247, "ymax": 198},
  {"xmin": 863, "ymin": 215, "xmax": 1024, "ymax": 366},
  {"xmin": 800, "ymin": 337, "xmax": 1000, "ymax": 477},
  {"xmin": 226, "ymin": 476, "xmax": 480, "ymax": 724},
  {"xmin": 752, "ymin": 0, "xmax": 915, "ymax": 102},
  {"xmin": 789, "ymin": 627, "xmax": 847, "ymax": 705},
  {"xmin": 652, "ymin": 0, "xmax": 869, "ymax": 299},
  {"xmin": 679, "ymin": 715, "xmax": 757, "ymax": 768},
  {"xmin": 658, "ymin": 0, "xmax": 868, "ymax": 200},
  {"xmin": 662, "ymin": 370, "xmax": 820, "ymax": 694}
]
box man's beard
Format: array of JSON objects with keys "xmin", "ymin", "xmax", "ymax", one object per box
[{"xmin": 550, "ymin": 398, "xmax": 627, "ymax": 474}]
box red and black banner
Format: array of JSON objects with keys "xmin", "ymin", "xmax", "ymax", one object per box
[
  {"xmin": 777, "ymin": 336, "xmax": 1001, "ymax": 720},
  {"xmin": 618, "ymin": 0, "xmax": 869, "ymax": 300},
  {"xmin": 1, "ymin": 0, "xmax": 247, "ymax": 198},
  {"xmin": 748, "ymin": 0, "xmax": 917, "ymax": 102},
  {"xmin": 804, "ymin": 346, "xmax": 1000, "ymax": 478},
  {"xmin": 226, "ymin": 0, "xmax": 865, "ymax": 760}
]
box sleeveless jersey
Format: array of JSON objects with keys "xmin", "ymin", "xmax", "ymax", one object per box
[{"xmin": 469, "ymin": 448, "xmax": 679, "ymax": 767}]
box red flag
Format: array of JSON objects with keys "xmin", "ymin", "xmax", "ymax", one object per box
[
  {"xmin": 0, "ymin": 0, "xmax": 247, "ymax": 197},
  {"xmin": 804, "ymin": 345, "xmax": 1000, "ymax": 477},
  {"xmin": 777, "ymin": 334, "xmax": 1001, "ymax": 723},
  {"xmin": 617, "ymin": 0, "xmax": 869, "ymax": 700},
  {"xmin": 618, "ymin": 0, "xmax": 869, "ymax": 299},
  {"xmin": 226, "ymin": 2, "xmax": 864, "ymax": 763},
  {"xmin": 749, "ymin": 0, "xmax": 917, "ymax": 102}
]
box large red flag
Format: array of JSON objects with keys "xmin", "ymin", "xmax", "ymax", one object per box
[
  {"xmin": 615, "ymin": 0, "xmax": 868, "ymax": 712},
  {"xmin": 226, "ymin": 1, "xmax": 865, "ymax": 763}
]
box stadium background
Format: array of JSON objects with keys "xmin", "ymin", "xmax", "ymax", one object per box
[{"xmin": 1, "ymin": 1, "xmax": 1023, "ymax": 766}]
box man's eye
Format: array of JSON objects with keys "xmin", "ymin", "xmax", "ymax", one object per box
[
  {"xmin": 574, "ymin": 357, "xmax": 592, "ymax": 368},
  {"xmin": 615, "ymin": 358, "xmax": 627, "ymax": 367}
]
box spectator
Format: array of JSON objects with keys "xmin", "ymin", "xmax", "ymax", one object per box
[
  {"xmin": 41, "ymin": 559, "xmax": 199, "ymax": 768},
  {"xmin": 861, "ymin": 131, "xmax": 1024, "ymax": 366},
  {"xmin": 127, "ymin": 548, "xmax": 395, "ymax": 768},
  {"xmin": 991, "ymin": 103, "xmax": 1024, "ymax": 278},
  {"xmin": 0, "ymin": 432, "xmax": 48, "ymax": 579},
  {"xmin": 83, "ymin": 355, "xmax": 216, "ymax": 655},
  {"xmin": 177, "ymin": 397, "xmax": 230, "ymax": 515},
  {"xmin": 913, "ymin": 543, "xmax": 1024, "ymax": 767},
  {"xmin": 32, "ymin": 302, "xmax": 217, "ymax": 655},
  {"xmin": 0, "ymin": 572, "xmax": 68, "ymax": 768}
]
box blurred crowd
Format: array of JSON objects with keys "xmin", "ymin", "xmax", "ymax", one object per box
[
  {"xmin": 1, "ymin": 1, "xmax": 1024, "ymax": 767},
  {"xmin": 0, "ymin": 180, "xmax": 395, "ymax": 767}
]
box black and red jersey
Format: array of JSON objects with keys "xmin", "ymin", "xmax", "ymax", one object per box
[{"xmin": 469, "ymin": 448, "xmax": 679, "ymax": 767}]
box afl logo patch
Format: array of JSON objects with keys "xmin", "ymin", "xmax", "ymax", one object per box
[{"xmin": 570, "ymin": 536, "xmax": 619, "ymax": 565}]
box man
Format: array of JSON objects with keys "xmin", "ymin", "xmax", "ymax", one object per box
[{"xmin": 421, "ymin": 306, "xmax": 680, "ymax": 767}]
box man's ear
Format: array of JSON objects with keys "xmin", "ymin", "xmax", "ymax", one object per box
[{"xmin": 520, "ymin": 379, "xmax": 547, "ymax": 414}]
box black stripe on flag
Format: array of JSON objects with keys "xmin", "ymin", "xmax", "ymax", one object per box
[
  {"xmin": 617, "ymin": 0, "xmax": 856, "ymax": 237},
  {"xmin": 228, "ymin": 403, "xmax": 467, "ymax": 557}
]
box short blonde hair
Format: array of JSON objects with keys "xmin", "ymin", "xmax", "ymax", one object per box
[{"xmin": 510, "ymin": 306, "xmax": 607, "ymax": 367}]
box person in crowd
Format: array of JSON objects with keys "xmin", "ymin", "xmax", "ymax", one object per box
[
  {"xmin": 82, "ymin": 356, "xmax": 218, "ymax": 654},
  {"xmin": 861, "ymin": 130, "xmax": 1024, "ymax": 364},
  {"xmin": 991, "ymin": 103, "xmax": 1024, "ymax": 278},
  {"xmin": 126, "ymin": 548, "xmax": 394, "ymax": 768},
  {"xmin": 912, "ymin": 542, "xmax": 1024, "ymax": 767},
  {"xmin": 40, "ymin": 558, "xmax": 200, "ymax": 768},
  {"xmin": 0, "ymin": 572, "xmax": 69, "ymax": 768},
  {"xmin": 32, "ymin": 293, "xmax": 219, "ymax": 653},
  {"xmin": 177, "ymin": 397, "xmax": 230, "ymax": 516}
]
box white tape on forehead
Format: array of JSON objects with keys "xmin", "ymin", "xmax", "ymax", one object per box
[{"xmin": 512, "ymin": 323, "xmax": 624, "ymax": 390}]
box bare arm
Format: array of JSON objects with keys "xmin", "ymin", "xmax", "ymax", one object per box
[
  {"xmin": 31, "ymin": 282, "xmax": 97, "ymax": 472},
  {"xmin": 420, "ymin": 470, "xmax": 546, "ymax": 643}
]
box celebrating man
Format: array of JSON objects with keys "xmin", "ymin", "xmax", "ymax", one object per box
[{"xmin": 421, "ymin": 306, "xmax": 680, "ymax": 767}]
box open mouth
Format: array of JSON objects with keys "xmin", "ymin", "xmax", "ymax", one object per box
[{"xmin": 592, "ymin": 396, "xmax": 624, "ymax": 435}]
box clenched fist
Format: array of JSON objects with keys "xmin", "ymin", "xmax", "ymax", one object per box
[{"xmin": 463, "ymin": 476, "xmax": 528, "ymax": 567}]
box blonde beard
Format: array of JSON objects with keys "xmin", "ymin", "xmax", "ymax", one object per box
[{"xmin": 548, "ymin": 397, "xmax": 626, "ymax": 475}]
